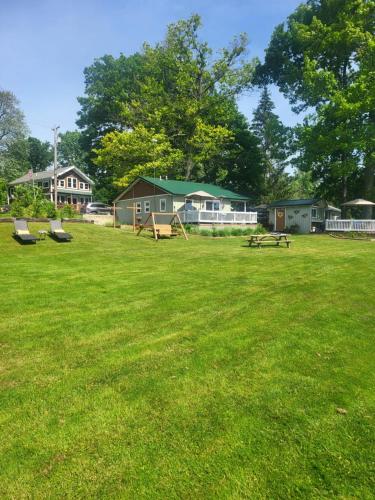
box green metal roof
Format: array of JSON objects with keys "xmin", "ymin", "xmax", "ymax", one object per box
[
  {"xmin": 268, "ymin": 198, "xmax": 318, "ymax": 208},
  {"xmin": 141, "ymin": 176, "xmax": 250, "ymax": 200}
]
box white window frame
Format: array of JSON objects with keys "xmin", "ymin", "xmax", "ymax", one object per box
[
  {"xmin": 84, "ymin": 183, "xmax": 89, "ymax": 190},
  {"xmin": 79, "ymin": 182, "xmax": 84, "ymax": 189},
  {"xmin": 205, "ymin": 199, "xmax": 220, "ymax": 211},
  {"xmin": 144, "ymin": 200, "xmax": 150, "ymax": 213},
  {"xmin": 311, "ymin": 208, "xmax": 317, "ymax": 218},
  {"xmin": 160, "ymin": 198, "xmax": 167, "ymax": 212},
  {"xmin": 136, "ymin": 202, "xmax": 142, "ymax": 214},
  {"xmin": 67, "ymin": 177, "xmax": 77, "ymax": 189},
  {"xmin": 43, "ymin": 180, "xmax": 49, "ymax": 188},
  {"xmin": 58, "ymin": 179, "xmax": 65, "ymax": 187},
  {"xmin": 231, "ymin": 201, "xmax": 246, "ymax": 212}
]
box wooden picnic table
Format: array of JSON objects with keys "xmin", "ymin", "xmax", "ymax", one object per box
[{"xmin": 248, "ymin": 233, "xmax": 292, "ymax": 248}]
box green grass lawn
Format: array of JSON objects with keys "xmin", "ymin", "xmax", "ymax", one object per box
[{"xmin": 1, "ymin": 223, "xmax": 374, "ymax": 498}]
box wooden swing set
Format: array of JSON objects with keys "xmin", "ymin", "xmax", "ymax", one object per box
[{"xmin": 137, "ymin": 212, "xmax": 188, "ymax": 240}]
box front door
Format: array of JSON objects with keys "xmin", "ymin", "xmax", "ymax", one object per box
[{"xmin": 275, "ymin": 208, "xmax": 285, "ymax": 231}]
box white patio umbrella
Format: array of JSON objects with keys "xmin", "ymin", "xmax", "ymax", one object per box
[
  {"xmin": 341, "ymin": 198, "xmax": 375, "ymax": 219},
  {"xmin": 341, "ymin": 198, "xmax": 375, "ymax": 206}
]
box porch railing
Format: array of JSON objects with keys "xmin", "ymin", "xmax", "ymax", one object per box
[
  {"xmin": 325, "ymin": 219, "xmax": 375, "ymax": 232},
  {"xmin": 179, "ymin": 210, "xmax": 257, "ymax": 224}
]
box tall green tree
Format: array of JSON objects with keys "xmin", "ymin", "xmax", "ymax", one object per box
[
  {"xmin": 79, "ymin": 15, "xmax": 261, "ymax": 197},
  {"xmin": 76, "ymin": 52, "xmax": 146, "ymax": 194},
  {"xmin": 58, "ymin": 130, "xmax": 88, "ymax": 170},
  {"xmin": 26, "ymin": 137, "xmax": 53, "ymax": 172},
  {"xmin": 251, "ymin": 87, "xmax": 293, "ymax": 201},
  {"xmin": 0, "ymin": 138, "xmax": 29, "ymax": 182},
  {"xmin": 0, "ymin": 90, "xmax": 27, "ymax": 153},
  {"xmin": 259, "ymin": 0, "xmax": 375, "ymax": 208},
  {"xmin": 0, "ymin": 90, "xmax": 28, "ymax": 181}
]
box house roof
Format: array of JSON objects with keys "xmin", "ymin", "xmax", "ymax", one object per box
[
  {"xmin": 9, "ymin": 166, "xmax": 93, "ymax": 185},
  {"xmin": 139, "ymin": 176, "xmax": 250, "ymax": 200}
]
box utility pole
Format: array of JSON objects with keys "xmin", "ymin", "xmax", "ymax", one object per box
[{"xmin": 52, "ymin": 125, "xmax": 60, "ymax": 208}]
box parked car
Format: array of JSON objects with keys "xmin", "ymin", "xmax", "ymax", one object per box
[{"xmin": 81, "ymin": 202, "xmax": 113, "ymax": 215}]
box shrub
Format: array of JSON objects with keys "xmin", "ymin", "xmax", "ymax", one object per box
[
  {"xmin": 57, "ymin": 204, "xmax": 77, "ymax": 219},
  {"xmin": 254, "ymin": 224, "xmax": 267, "ymax": 234},
  {"xmin": 285, "ymin": 224, "xmax": 300, "ymax": 234},
  {"xmin": 9, "ymin": 184, "xmax": 57, "ymax": 218},
  {"xmin": 230, "ymin": 227, "xmax": 243, "ymax": 236}
]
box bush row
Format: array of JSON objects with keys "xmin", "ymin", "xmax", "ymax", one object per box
[
  {"xmin": 184, "ymin": 224, "xmax": 267, "ymax": 237},
  {"xmin": 10, "ymin": 200, "xmax": 78, "ymax": 219}
]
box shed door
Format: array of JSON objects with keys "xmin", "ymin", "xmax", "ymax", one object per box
[{"xmin": 275, "ymin": 208, "xmax": 285, "ymax": 231}]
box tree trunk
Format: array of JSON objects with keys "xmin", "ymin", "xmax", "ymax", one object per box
[
  {"xmin": 343, "ymin": 175, "xmax": 348, "ymax": 202},
  {"xmin": 185, "ymin": 154, "xmax": 194, "ymax": 180}
]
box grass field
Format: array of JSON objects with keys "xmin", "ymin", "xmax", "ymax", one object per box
[{"xmin": 1, "ymin": 222, "xmax": 374, "ymax": 498}]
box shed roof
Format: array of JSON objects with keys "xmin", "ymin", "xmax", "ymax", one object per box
[
  {"xmin": 268, "ymin": 198, "xmax": 318, "ymax": 208},
  {"xmin": 121, "ymin": 176, "xmax": 250, "ymax": 201}
]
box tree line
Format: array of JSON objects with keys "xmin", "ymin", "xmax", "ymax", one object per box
[{"xmin": 1, "ymin": 0, "xmax": 374, "ymax": 208}]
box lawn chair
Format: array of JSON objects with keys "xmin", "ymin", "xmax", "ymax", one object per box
[
  {"xmin": 49, "ymin": 220, "xmax": 72, "ymax": 241},
  {"xmin": 13, "ymin": 219, "xmax": 38, "ymax": 243}
]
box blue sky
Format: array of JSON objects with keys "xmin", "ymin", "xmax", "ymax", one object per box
[{"xmin": 0, "ymin": 0, "xmax": 302, "ymax": 143}]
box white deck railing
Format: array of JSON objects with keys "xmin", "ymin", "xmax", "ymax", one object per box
[
  {"xmin": 179, "ymin": 210, "xmax": 257, "ymax": 224},
  {"xmin": 325, "ymin": 219, "xmax": 375, "ymax": 232}
]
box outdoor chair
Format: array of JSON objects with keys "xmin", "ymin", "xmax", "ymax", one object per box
[
  {"xmin": 13, "ymin": 219, "xmax": 38, "ymax": 243},
  {"xmin": 49, "ymin": 220, "xmax": 72, "ymax": 241}
]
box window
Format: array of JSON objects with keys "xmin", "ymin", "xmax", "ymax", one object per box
[
  {"xmin": 79, "ymin": 182, "xmax": 84, "ymax": 189},
  {"xmin": 160, "ymin": 199, "xmax": 167, "ymax": 212},
  {"xmin": 43, "ymin": 181, "xmax": 49, "ymax": 188},
  {"xmin": 144, "ymin": 200, "xmax": 150, "ymax": 213},
  {"xmin": 205, "ymin": 200, "xmax": 220, "ymax": 211},
  {"xmin": 136, "ymin": 202, "xmax": 142, "ymax": 214},
  {"xmin": 231, "ymin": 201, "xmax": 245, "ymax": 212},
  {"xmin": 80, "ymin": 198, "xmax": 84, "ymax": 204},
  {"xmin": 67, "ymin": 177, "xmax": 77, "ymax": 189},
  {"xmin": 311, "ymin": 208, "xmax": 317, "ymax": 218},
  {"xmin": 58, "ymin": 180, "xmax": 65, "ymax": 187},
  {"xmin": 84, "ymin": 183, "xmax": 89, "ymax": 190},
  {"xmin": 185, "ymin": 199, "xmax": 193, "ymax": 211}
]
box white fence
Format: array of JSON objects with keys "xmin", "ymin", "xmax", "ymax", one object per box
[
  {"xmin": 325, "ymin": 219, "xmax": 375, "ymax": 232},
  {"xmin": 179, "ymin": 210, "xmax": 257, "ymax": 224}
]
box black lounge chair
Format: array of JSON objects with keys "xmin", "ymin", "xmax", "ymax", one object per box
[
  {"xmin": 49, "ymin": 220, "xmax": 72, "ymax": 241},
  {"xmin": 13, "ymin": 219, "xmax": 38, "ymax": 243}
]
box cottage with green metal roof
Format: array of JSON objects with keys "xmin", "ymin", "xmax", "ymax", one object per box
[
  {"xmin": 114, "ymin": 176, "xmax": 257, "ymax": 226},
  {"xmin": 268, "ymin": 198, "xmax": 341, "ymax": 233}
]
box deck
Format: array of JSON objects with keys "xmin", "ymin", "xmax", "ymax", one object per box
[
  {"xmin": 179, "ymin": 210, "xmax": 257, "ymax": 224},
  {"xmin": 325, "ymin": 219, "xmax": 375, "ymax": 232}
]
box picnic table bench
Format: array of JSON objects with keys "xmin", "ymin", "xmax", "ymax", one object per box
[{"xmin": 247, "ymin": 233, "xmax": 293, "ymax": 248}]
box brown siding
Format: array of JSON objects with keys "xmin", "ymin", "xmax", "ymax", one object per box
[
  {"xmin": 117, "ymin": 179, "xmax": 167, "ymax": 200},
  {"xmin": 60, "ymin": 171, "xmax": 90, "ymax": 185}
]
